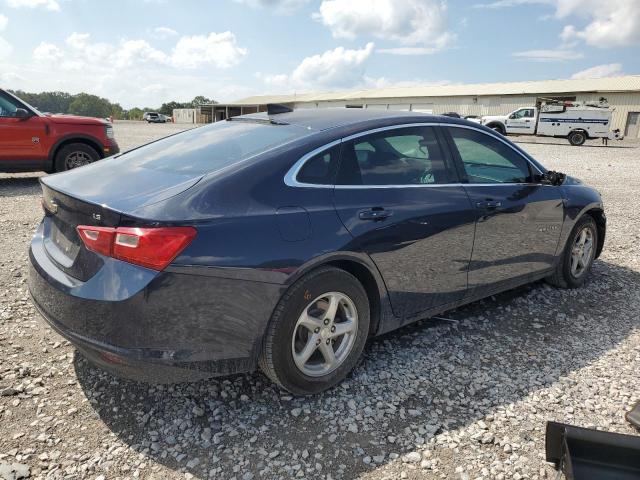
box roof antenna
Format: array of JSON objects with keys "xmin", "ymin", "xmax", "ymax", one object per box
[{"xmin": 267, "ymin": 103, "xmax": 293, "ymax": 115}]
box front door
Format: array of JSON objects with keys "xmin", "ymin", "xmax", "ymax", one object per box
[
  {"xmin": 332, "ymin": 125, "xmax": 476, "ymax": 318},
  {"xmin": 444, "ymin": 126, "xmax": 564, "ymax": 297},
  {"xmin": 0, "ymin": 92, "xmax": 47, "ymax": 163},
  {"xmin": 505, "ymin": 108, "xmax": 536, "ymax": 135}
]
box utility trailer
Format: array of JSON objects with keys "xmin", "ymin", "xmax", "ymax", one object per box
[{"xmin": 480, "ymin": 99, "xmax": 623, "ymax": 146}]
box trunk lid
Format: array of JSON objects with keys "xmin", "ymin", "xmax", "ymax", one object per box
[{"xmin": 41, "ymin": 184, "xmax": 121, "ymax": 281}]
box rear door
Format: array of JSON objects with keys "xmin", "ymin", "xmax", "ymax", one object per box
[
  {"xmin": 332, "ymin": 125, "xmax": 476, "ymax": 318},
  {"xmin": 505, "ymin": 108, "xmax": 536, "ymax": 135},
  {"xmin": 443, "ymin": 125, "xmax": 564, "ymax": 297}
]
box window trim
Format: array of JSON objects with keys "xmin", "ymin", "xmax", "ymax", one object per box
[{"xmin": 284, "ymin": 122, "xmax": 544, "ymax": 189}]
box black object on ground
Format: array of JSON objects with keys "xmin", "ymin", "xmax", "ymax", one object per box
[{"xmin": 545, "ymin": 421, "xmax": 640, "ymax": 479}]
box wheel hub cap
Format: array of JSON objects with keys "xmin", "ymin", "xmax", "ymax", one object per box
[
  {"xmin": 570, "ymin": 226, "xmax": 594, "ymax": 278},
  {"xmin": 291, "ymin": 292, "xmax": 358, "ymax": 377}
]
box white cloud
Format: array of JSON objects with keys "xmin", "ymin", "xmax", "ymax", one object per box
[
  {"xmin": 377, "ymin": 47, "xmax": 439, "ymax": 55},
  {"xmin": 234, "ymin": 0, "xmax": 309, "ymax": 15},
  {"xmin": 571, "ymin": 63, "xmax": 623, "ymax": 79},
  {"xmin": 152, "ymin": 26, "xmax": 178, "ymax": 38},
  {"xmin": 6, "ymin": 0, "xmax": 59, "ymax": 10},
  {"xmin": 169, "ymin": 32, "xmax": 247, "ymax": 68},
  {"xmin": 0, "ymin": 38, "xmax": 11, "ymax": 60},
  {"xmin": 0, "ymin": 31, "xmax": 251, "ymax": 107},
  {"xmin": 33, "ymin": 41, "xmax": 62, "ymax": 61},
  {"xmin": 473, "ymin": 0, "xmax": 550, "ymax": 8},
  {"xmin": 314, "ymin": 0, "xmax": 454, "ymax": 53},
  {"xmin": 0, "ymin": 15, "xmax": 10, "ymax": 60},
  {"xmin": 259, "ymin": 43, "xmax": 376, "ymax": 91},
  {"xmin": 40, "ymin": 31, "xmax": 247, "ymax": 71},
  {"xmin": 512, "ymin": 48, "xmax": 583, "ymax": 61},
  {"xmin": 477, "ymin": 0, "xmax": 640, "ymax": 48},
  {"xmin": 554, "ymin": 0, "xmax": 640, "ymax": 48}
]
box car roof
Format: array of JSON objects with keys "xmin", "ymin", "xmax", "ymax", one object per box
[{"xmin": 239, "ymin": 108, "xmax": 466, "ymax": 131}]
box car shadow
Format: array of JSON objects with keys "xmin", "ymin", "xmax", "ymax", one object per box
[
  {"xmin": 0, "ymin": 175, "xmax": 42, "ymax": 197},
  {"xmin": 73, "ymin": 259, "xmax": 640, "ymax": 479}
]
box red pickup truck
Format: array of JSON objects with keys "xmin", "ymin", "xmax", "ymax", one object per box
[{"xmin": 0, "ymin": 89, "xmax": 120, "ymax": 172}]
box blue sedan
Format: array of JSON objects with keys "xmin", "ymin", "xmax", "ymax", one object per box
[{"xmin": 28, "ymin": 107, "xmax": 605, "ymax": 395}]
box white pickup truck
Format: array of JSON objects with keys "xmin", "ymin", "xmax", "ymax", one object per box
[{"xmin": 480, "ymin": 102, "xmax": 622, "ymax": 146}]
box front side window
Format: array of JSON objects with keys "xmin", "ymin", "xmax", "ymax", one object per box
[
  {"xmin": 336, "ymin": 126, "xmax": 452, "ymax": 185},
  {"xmin": 0, "ymin": 94, "xmax": 21, "ymax": 118},
  {"xmin": 449, "ymin": 127, "xmax": 532, "ymax": 184}
]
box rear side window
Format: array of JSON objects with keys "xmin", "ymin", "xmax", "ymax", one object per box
[
  {"xmin": 336, "ymin": 126, "xmax": 452, "ymax": 186},
  {"xmin": 123, "ymin": 120, "xmax": 309, "ymax": 175},
  {"xmin": 449, "ymin": 127, "xmax": 532, "ymax": 184},
  {"xmin": 296, "ymin": 145, "xmax": 340, "ymax": 185}
]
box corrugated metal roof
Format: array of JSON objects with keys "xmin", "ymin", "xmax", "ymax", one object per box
[{"xmin": 233, "ymin": 75, "xmax": 640, "ymax": 105}]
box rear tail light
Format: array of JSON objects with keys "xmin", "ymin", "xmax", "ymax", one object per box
[{"xmin": 76, "ymin": 225, "xmax": 196, "ymax": 271}]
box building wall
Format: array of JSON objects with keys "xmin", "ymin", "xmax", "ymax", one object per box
[
  {"xmin": 292, "ymin": 92, "xmax": 640, "ymax": 137},
  {"xmin": 173, "ymin": 108, "xmax": 197, "ymax": 124}
]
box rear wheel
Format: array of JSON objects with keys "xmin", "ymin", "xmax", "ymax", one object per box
[
  {"xmin": 259, "ymin": 267, "xmax": 370, "ymax": 395},
  {"xmin": 568, "ymin": 131, "xmax": 587, "ymax": 146},
  {"xmin": 546, "ymin": 215, "xmax": 598, "ymax": 288},
  {"xmin": 54, "ymin": 143, "xmax": 99, "ymax": 172}
]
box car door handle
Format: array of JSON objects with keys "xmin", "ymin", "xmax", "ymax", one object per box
[
  {"xmin": 525, "ymin": 120, "xmax": 531, "ymax": 123},
  {"xmin": 476, "ymin": 200, "xmax": 502, "ymax": 209},
  {"xmin": 359, "ymin": 208, "xmax": 392, "ymax": 221}
]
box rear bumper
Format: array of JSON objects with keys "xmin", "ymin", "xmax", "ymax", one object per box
[{"xmin": 28, "ymin": 223, "xmax": 284, "ymax": 382}]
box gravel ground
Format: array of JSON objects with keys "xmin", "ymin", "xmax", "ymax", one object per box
[{"xmin": 1, "ymin": 121, "xmax": 639, "ymax": 480}]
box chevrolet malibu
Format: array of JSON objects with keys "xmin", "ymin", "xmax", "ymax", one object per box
[{"xmin": 29, "ymin": 108, "xmax": 605, "ymax": 395}]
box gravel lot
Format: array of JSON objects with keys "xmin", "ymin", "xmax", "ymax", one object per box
[{"xmin": 1, "ymin": 121, "xmax": 639, "ymax": 480}]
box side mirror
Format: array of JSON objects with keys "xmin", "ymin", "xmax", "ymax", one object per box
[
  {"xmin": 15, "ymin": 108, "xmax": 30, "ymax": 120},
  {"xmin": 539, "ymin": 170, "xmax": 566, "ymax": 186}
]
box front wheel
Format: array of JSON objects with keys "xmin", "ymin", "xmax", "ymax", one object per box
[
  {"xmin": 259, "ymin": 267, "xmax": 370, "ymax": 395},
  {"xmin": 546, "ymin": 215, "xmax": 598, "ymax": 288},
  {"xmin": 54, "ymin": 143, "xmax": 100, "ymax": 172}
]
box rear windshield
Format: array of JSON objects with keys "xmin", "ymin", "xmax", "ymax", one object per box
[{"xmin": 121, "ymin": 120, "xmax": 309, "ymax": 174}]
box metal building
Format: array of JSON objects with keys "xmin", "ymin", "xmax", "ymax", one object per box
[{"xmin": 227, "ymin": 75, "xmax": 640, "ymax": 139}]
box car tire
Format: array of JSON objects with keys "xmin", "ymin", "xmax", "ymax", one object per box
[
  {"xmin": 259, "ymin": 266, "xmax": 370, "ymax": 395},
  {"xmin": 546, "ymin": 215, "xmax": 598, "ymax": 289},
  {"xmin": 568, "ymin": 131, "xmax": 587, "ymax": 146},
  {"xmin": 54, "ymin": 143, "xmax": 100, "ymax": 172},
  {"xmin": 489, "ymin": 124, "xmax": 505, "ymax": 135}
]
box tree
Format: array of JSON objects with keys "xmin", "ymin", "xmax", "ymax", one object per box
[
  {"xmin": 9, "ymin": 90, "xmax": 73, "ymax": 114},
  {"xmin": 158, "ymin": 101, "xmax": 188, "ymax": 116},
  {"xmin": 191, "ymin": 96, "xmax": 215, "ymax": 107},
  {"xmin": 68, "ymin": 93, "xmax": 112, "ymax": 118},
  {"xmin": 127, "ymin": 107, "xmax": 144, "ymax": 120},
  {"xmin": 110, "ymin": 103, "xmax": 124, "ymax": 120}
]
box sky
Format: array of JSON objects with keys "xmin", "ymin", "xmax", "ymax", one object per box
[{"xmin": 0, "ymin": 0, "xmax": 638, "ymax": 108}]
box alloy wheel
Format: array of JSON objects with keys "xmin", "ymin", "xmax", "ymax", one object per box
[
  {"xmin": 291, "ymin": 292, "xmax": 358, "ymax": 377},
  {"xmin": 570, "ymin": 226, "xmax": 594, "ymax": 278},
  {"xmin": 64, "ymin": 151, "xmax": 92, "ymax": 170}
]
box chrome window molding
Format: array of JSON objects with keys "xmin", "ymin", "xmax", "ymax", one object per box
[{"xmin": 284, "ymin": 122, "xmax": 544, "ymax": 189}]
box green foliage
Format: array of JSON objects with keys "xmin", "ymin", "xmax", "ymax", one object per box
[
  {"xmin": 9, "ymin": 90, "xmax": 74, "ymax": 115},
  {"xmin": 68, "ymin": 93, "xmax": 112, "ymax": 118},
  {"xmin": 127, "ymin": 107, "xmax": 144, "ymax": 120},
  {"xmin": 7, "ymin": 90, "xmax": 217, "ymax": 120}
]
